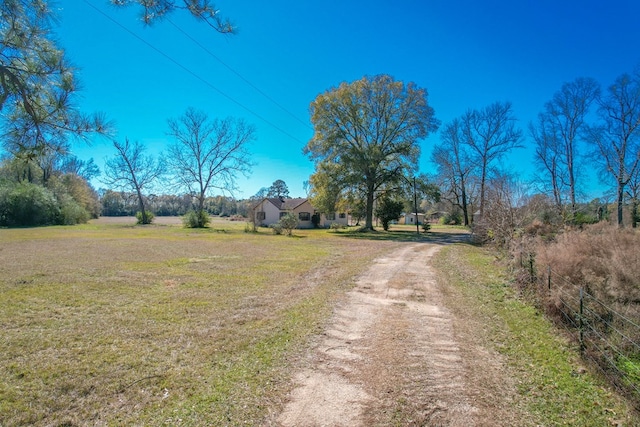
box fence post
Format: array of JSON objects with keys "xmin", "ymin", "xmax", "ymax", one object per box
[
  {"xmin": 520, "ymin": 252, "xmax": 523, "ymax": 268},
  {"xmin": 579, "ymin": 288, "xmax": 585, "ymax": 354},
  {"xmin": 547, "ymin": 265, "xmax": 551, "ymax": 291},
  {"xmin": 529, "ymin": 253, "xmax": 535, "ymax": 283}
]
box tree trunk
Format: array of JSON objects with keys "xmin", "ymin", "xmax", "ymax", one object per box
[
  {"xmin": 617, "ymin": 180, "xmax": 624, "ymax": 228},
  {"xmin": 135, "ymin": 186, "xmax": 148, "ymax": 224},
  {"xmin": 479, "ymin": 164, "xmax": 487, "ymax": 218},
  {"xmin": 567, "ymin": 142, "xmax": 577, "ymax": 223},
  {"xmin": 197, "ymin": 192, "xmax": 207, "ymax": 227},
  {"xmin": 365, "ymin": 182, "xmax": 375, "ymax": 230},
  {"xmin": 461, "ymin": 183, "xmax": 469, "ymax": 226}
]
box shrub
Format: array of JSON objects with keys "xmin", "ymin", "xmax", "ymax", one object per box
[
  {"xmin": 183, "ymin": 209, "xmax": 210, "ymax": 228},
  {"xmin": 270, "ymin": 223, "xmax": 283, "ymax": 235},
  {"xmin": 440, "ymin": 211, "xmax": 461, "ymax": 225},
  {"xmin": 524, "ymin": 219, "xmax": 556, "ymax": 240},
  {"xmin": 330, "ymin": 222, "xmax": 344, "ymax": 231},
  {"xmin": 0, "ymin": 181, "xmax": 59, "ymax": 226},
  {"xmin": 136, "ymin": 210, "xmax": 154, "ymax": 224},
  {"xmin": 279, "ymin": 212, "xmax": 299, "ymax": 236},
  {"xmin": 311, "ymin": 213, "xmax": 321, "ymax": 228},
  {"xmin": 534, "ymin": 223, "xmax": 640, "ymax": 303},
  {"xmin": 58, "ymin": 197, "xmax": 91, "ymax": 225},
  {"xmin": 51, "ymin": 173, "xmax": 101, "ymax": 219},
  {"xmin": 421, "ymin": 222, "xmax": 431, "ymax": 232},
  {"xmin": 574, "ymin": 211, "xmax": 599, "ymax": 226},
  {"xmin": 244, "ymin": 221, "xmax": 257, "ymax": 233},
  {"xmin": 374, "ymin": 197, "xmax": 403, "ymax": 231}
]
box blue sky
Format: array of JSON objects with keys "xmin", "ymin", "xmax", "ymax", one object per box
[{"xmin": 56, "ymin": 0, "xmax": 640, "ymax": 199}]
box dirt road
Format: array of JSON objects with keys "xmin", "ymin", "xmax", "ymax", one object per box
[{"xmin": 275, "ymin": 240, "xmax": 525, "ymax": 426}]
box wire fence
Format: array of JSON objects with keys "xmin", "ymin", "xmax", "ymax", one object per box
[{"xmin": 537, "ymin": 264, "xmax": 640, "ymax": 406}]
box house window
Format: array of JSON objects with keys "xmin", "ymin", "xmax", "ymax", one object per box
[
  {"xmin": 326, "ymin": 213, "xmax": 336, "ymax": 220},
  {"xmin": 339, "ymin": 213, "xmax": 346, "ymax": 219},
  {"xmin": 279, "ymin": 211, "xmax": 288, "ymax": 218},
  {"xmin": 299, "ymin": 212, "xmax": 311, "ymax": 221},
  {"xmin": 256, "ymin": 211, "xmax": 265, "ymax": 220}
]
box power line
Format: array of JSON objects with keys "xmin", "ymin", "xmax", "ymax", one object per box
[
  {"xmin": 165, "ymin": 17, "xmax": 313, "ymax": 131},
  {"xmin": 81, "ymin": 0, "xmax": 307, "ymax": 145}
]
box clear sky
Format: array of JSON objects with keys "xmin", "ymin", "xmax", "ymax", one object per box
[{"xmin": 55, "ymin": 0, "xmax": 640, "ymax": 199}]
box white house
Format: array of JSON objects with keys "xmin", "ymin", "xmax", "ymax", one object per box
[
  {"xmin": 401, "ymin": 212, "xmax": 425, "ymax": 225},
  {"xmin": 252, "ymin": 197, "xmax": 349, "ymax": 229}
]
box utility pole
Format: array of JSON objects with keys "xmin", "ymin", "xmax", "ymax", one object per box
[{"xmin": 413, "ymin": 176, "xmax": 419, "ymax": 235}]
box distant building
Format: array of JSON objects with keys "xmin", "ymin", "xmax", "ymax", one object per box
[
  {"xmin": 252, "ymin": 197, "xmax": 350, "ymax": 229},
  {"xmin": 400, "ymin": 212, "xmax": 425, "ymax": 225}
]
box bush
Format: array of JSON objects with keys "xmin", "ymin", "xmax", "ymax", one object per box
[
  {"xmin": 421, "ymin": 222, "xmax": 431, "ymax": 232},
  {"xmin": 278, "ymin": 213, "xmax": 299, "ymax": 236},
  {"xmin": 244, "ymin": 221, "xmax": 257, "ymax": 233},
  {"xmin": 136, "ymin": 210, "xmax": 154, "ymax": 224},
  {"xmin": 330, "ymin": 222, "xmax": 345, "ymax": 231},
  {"xmin": 374, "ymin": 197, "xmax": 403, "ymax": 231},
  {"xmin": 51, "ymin": 174, "xmax": 101, "ymax": 219},
  {"xmin": 58, "ymin": 197, "xmax": 91, "ymax": 225},
  {"xmin": 574, "ymin": 211, "xmax": 599, "ymax": 226},
  {"xmin": 534, "ymin": 223, "xmax": 640, "ymax": 304},
  {"xmin": 311, "ymin": 213, "xmax": 321, "ymax": 228},
  {"xmin": 183, "ymin": 209, "xmax": 210, "ymax": 228},
  {"xmin": 0, "ymin": 181, "xmax": 59, "ymax": 226},
  {"xmin": 440, "ymin": 211, "xmax": 462, "ymax": 225},
  {"xmin": 270, "ymin": 223, "xmax": 283, "ymax": 235}
]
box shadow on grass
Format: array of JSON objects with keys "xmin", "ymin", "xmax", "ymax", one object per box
[{"xmin": 335, "ymin": 227, "xmax": 473, "ymax": 245}]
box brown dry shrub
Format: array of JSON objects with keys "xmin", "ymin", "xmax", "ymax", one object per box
[
  {"xmin": 533, "ymin": 223, "xmax": 640, "ymax": 328},
  {"xmin": 530, "ymin": 224, "xmax": 640, "ymax": 402}
]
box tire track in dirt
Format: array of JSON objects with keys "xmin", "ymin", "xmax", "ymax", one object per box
[{"xmin": 276, "ymin": 242, "xmax": 479, "ymax": 426}]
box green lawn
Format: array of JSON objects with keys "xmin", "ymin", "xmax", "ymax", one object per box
[
  {"xmin": 0, "ymin": 219, "xmax": 393, "ymax": 426},
  {"xmin": 0, "ymin": 220, "xmax": 635, "ymax": 426}
]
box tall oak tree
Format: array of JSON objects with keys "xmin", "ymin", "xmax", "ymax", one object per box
[{"xmin": 305, "ymin": 74, "xmax": 438, "ymax": 230}]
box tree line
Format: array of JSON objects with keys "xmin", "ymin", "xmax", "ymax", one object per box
[
  {"xmin": 431, "ymin": 71, "xmax": 640, "ymax": 238},
  {"xmin": 100, "ymin": 191, "xmax": 259, "ymax": 219},
  {"xmin": 304, "ymin": 70, "xmax": 640, "ymax": 236}
]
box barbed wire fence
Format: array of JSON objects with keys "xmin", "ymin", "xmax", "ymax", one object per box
[{"xmin": 521, "ymin": 255, "xmax": 640, "ymax": 407}]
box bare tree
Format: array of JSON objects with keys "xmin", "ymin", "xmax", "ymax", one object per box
[
  {"xmin": 432, "ymin": 118, "xmax": 475, "ymax": 225},
  {"xmin": 530, "ymin": 78, "xmax": 599, "ymax": 221},
  {"xmin": 474, "ymin": 171, "xmax": 529, "ymax": 247},
  {"xmin": 166, "ymin": 108, "xmax": 255, "ymax": 227},
  {"xmin": 462, "ymin": 101, "xmax": 523, "ymax": 217},
  {"xmin": 626, "ymin": 164, "xmax": 640, "ymax": 228},
  {"xmin": 103, "ymin": 139, "xmax": 164, "ymax": 224},
  {"xmin": 530, "ymin": 114, "xmax": 565, "ymax": 214},
  {"xmin": 59, "ymin": 156, "xmax": 100, "ymax": 181},
  {"xmin": 587, "ymin": 72, "xmax": 640, "ymax": 227}
]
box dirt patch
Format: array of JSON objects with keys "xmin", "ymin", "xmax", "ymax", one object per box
[{"xmin": 276, "ymin": 241, "xmax": 523, "ymax": 426}]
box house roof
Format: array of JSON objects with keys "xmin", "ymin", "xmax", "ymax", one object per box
[{"xmin": 255, "ymin": 197, "xmax": 311, "ymax": 211}]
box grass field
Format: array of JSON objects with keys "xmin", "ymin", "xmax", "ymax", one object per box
[
  {"xmin": 1, "ymin": 218, "xmax": 635, "ymax": 425},
  {"xmin": 0, "ymin": 218, "xmax": 401, "ymax": 426},
  {"xmin": 433, "ymin": 244, "xmax": 636, "ymax": 426}
]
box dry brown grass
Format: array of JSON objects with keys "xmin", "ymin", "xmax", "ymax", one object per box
[
  {"xmin": 0, "ymin": 218, "xmax": 395, "ymax": 426},
  {"xmin": 535, "ymin": 223, "xmax": 640, "ymax": 304}
]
